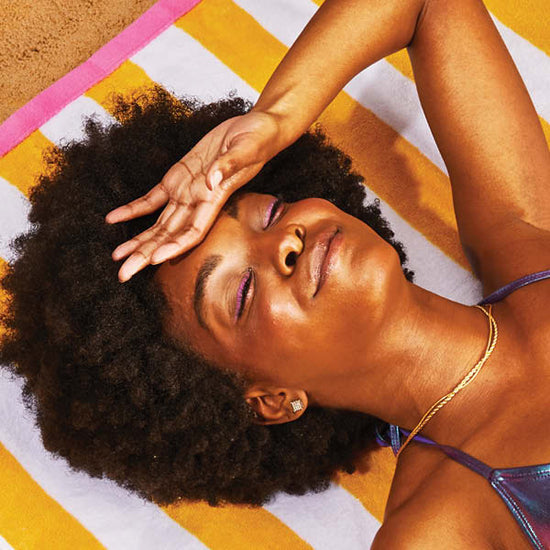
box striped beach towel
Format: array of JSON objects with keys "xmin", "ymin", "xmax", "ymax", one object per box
[{"xmin": 0, "ymin": 0, "xmax": 548, "ymax": 548}]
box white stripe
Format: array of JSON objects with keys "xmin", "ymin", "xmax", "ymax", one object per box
[
  {"xmin": 234, "ymin": 0, "xmax": 317, "ymax": 47},
  {"xmin": 131, "ymin": 26, "xmax": 258, "ymax": 103},
  {"xmin": 0, "ymin": 177, "xmax": 31, "ymax": 263},
  {"xmin": 0, "ymin": 535, "xmax": 14, "ymax": 550},
  {"xmin": 264, "ymin": 482, "xmax": 381, "ymax": 550},
  {"xmin": 40, "ymin": 96, "xmax": 117, "ymax": 146},
  {"xmin": 0, "ymin": 371, "xmax": 207, "ymax": 550}
]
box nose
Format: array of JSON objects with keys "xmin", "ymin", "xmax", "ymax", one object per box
[{"xmin": 275, "ymin": 224, "xmax": 306, "ymax": 276}]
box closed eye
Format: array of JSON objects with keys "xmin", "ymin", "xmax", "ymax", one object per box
[
  {"xmin": 234, "ymin": 268, "xmax": 253, "ymax": 322},
  {"xmin": 263, "ymin": 196, "xmax": 284, "ymax": 229}
]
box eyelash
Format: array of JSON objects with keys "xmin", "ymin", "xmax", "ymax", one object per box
[
  {"xmin": 263, "ymin": 196, "xmax": 284, "ymax": 229},
  {"xmin": 235, "ymin": 268, "xmax": 253, "ymax": 322},
  {"xmin": 235, "ymin": 196, "xmax": 285, "ymax": 322}
]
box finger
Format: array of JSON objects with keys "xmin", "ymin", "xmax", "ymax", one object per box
[
  {"xmin": 205, "ymin": 169, "xmax": 223, "ymax": 191},
  {"xmin": 151, "ymin": 225, "xmax": 202, "ymax": 264},
  {"xmin": 149, "ymin": 206, "xmax": 199, "ymax": 264},
  {"xmin": 112, "ymin": 239, "xmax": 140, "ymax": 261},
  {"xmin": 111, "ymin": 223, "xmax": 161, "ymax": 261},
  {"xmin": 111, "ymin": 201, "xmax": 179, "ymax": 260},
  {"xmin": 118, "ymin": 251, "xmax": 149, "ymax": 283},
  {"xmin": 150, "ymin": 243, "xmax": 182, "ymax": 264},
  {"xmin": 117, "ymin": 228, "xmax": 170, "ymax": 281},
  {"xmin": 105, "ymin": 185, "xmax": 168, "ymax": 224},
  {"xmin": 151, "ymin": 200, "xmax": 220, "ymax": 263}
]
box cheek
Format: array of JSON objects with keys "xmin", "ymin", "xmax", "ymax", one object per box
[{"xmin": 233, "ymin": 296, "xmax": 308, "ymax": 380}]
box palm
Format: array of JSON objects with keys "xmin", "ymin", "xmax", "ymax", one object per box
[{"xmin": 105, "ymin": 111, "xmax": 279, "ymax": 282}]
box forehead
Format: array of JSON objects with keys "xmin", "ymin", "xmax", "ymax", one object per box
[{"xmin": 152, "ymin": 192, "xmax": 266, "ymax": 342}]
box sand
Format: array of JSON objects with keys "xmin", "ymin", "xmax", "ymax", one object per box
[{"xmin": 0, "ymin": 0, "xmax": 158, "ymax": 124}]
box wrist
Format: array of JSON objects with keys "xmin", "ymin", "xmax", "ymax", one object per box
[{"xmin": 251, "ymin": 95, "xmax": 308, "ymax": 151}]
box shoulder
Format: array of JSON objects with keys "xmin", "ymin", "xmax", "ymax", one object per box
[{"xmin": 371, "ymin": 502, "xmax": 494, "ymax": 550}]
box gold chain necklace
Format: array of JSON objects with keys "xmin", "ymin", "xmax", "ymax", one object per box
[{"xmin": 396, "ymin": 303, "xmax": 498, "ymax": 458}]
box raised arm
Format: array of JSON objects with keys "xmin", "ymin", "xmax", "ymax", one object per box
[
  {"xmin": 108, "ymin": 0, "xmax": 550, "ymax": 291},
  {"xmin": 407, "ymin": 0, "xmax": 550, "ymax": 292},
  {"xmin": 256, "ymin": 0, "xmax": 550, "ymax": 292}
]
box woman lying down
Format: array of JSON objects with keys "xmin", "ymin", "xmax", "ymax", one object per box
[{"xmin": 2, "ymin": 0, "xmax": 549, "ymax": 547}]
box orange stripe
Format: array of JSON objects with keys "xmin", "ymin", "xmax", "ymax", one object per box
[
  {"xmin": 385, "ymin": 50, "xmax": 414, "ymax": 81},
  {"xmin": 0, "ymin": 442, "xmax": 104, "ymax": 549},
  {"xmin": 0, "ymin": 130, "xmax": 55, "ymax": 197},
  {"xmin": 176, "ymin": 0, "xmax": 470, "ymax": 270},
  {"xmin": 163, "ymin": 500, "xmax": 312, "ymax": 549}
]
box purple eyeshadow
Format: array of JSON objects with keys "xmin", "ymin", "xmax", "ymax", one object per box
[
  {"xmin": 263, "ymin": 197, "xmax": 278, "ymax": 229},
  {"xmin": 234, "ymin": 269, "xmax": 252, "ymax": 322}
]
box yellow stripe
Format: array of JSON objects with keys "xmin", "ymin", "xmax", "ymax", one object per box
[
  {"xmin": 85, "ymin": 60, "xmax": 176, "ymax": 120},
  {"xmin": 540, "ymin": 117, "xmax": 550, "ymax": 147},
  {"xmin": 335, "ymin": 447, "xmax": 396, "ymax": 523},
  {"xmin": 0, "ymin": 442, "xmax": 104, "ymax": 549},
  {"xmin": 0, "ymin": 131, "xmax": 55, "ymax": 197},
  {"xmin": 176, "ymin": 0, "xmax": 470, "ymax": 269},
  {"xmin": 163, "ymin": 500, "xmax": 312, "ymax": 549},
  {"xmin": 485, "ymin": 0, "xmax": 549, "ymax": 56},
  {"xmin": 385, "ymin": 50, "xmax": 414, "ymax": 81}
]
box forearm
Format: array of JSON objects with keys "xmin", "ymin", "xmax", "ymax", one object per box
[{"xmin": 252, "ymin": 0, "xmax": 426, "ymax": 146}]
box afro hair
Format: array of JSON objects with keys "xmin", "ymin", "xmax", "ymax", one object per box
[{"xmin": 0, "ymin": 88, "xmax": 414, "ymax": 506}]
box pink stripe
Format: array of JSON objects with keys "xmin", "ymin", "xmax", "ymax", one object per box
[{"xmin": 0, "ymin": 0, "xmax": 202, "ymax": 158}]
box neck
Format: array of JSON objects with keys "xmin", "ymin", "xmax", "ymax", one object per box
[{"xmin": 312, "ymin": 282, "xmax": 509, "ymax": 445}]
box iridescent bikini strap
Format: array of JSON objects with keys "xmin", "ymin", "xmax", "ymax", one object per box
[
  {"xmin": 399, "ymin": 428, "xmax": 494, "ymax": 479},
  {"xmin": 478, "ymin": 269, "xmax": 550, "ymax": 305},
  {"xmin": 377, "ymin": 425, "xmax": 494, "ymax": 479}
]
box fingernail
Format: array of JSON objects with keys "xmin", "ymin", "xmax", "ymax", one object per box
[{"xmin": 210, "ymin": 170, "xmax": 222, "ymax": 188}]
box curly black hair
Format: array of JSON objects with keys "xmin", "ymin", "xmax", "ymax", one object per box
[{"xmin": 0, "ymin": 88, "xmax": 414, "ymax": 507}]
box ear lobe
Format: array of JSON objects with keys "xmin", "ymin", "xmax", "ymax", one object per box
[{"xmin": 244, "ymin": 387, "xmax": 308, "ymax": 425}]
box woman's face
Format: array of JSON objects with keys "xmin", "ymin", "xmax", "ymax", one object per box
[{"xmin": 155, "ymin": 192, "xmax": 406, "ymax": 390}]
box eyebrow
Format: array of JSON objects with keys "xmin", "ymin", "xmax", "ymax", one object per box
[
  {"xmin": 193, "ymin": 254, "xmax": 222, "ymax": 330},
  {"xmin": 193, "ymin": 194, "xmax": 249, "ymax": 329},
  {"xmin": 222, "ymin": 191, "xmax": 244, "ymax": 220}
]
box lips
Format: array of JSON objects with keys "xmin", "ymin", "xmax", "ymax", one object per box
[{"xmin": 310, "ymin": 227, "xmax": 341, "ymax": 297}]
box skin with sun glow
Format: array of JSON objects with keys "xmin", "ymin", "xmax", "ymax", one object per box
[{"xmin": 234, "ymin": 196, "xmax": 286, "ymax": 322}]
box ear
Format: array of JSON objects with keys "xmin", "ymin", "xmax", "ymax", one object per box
[{"xmin": 244, "ymin": 386, "xmax": 308, "ymax": 425}]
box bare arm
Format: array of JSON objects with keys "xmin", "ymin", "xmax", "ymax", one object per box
[
  {"xmin": 254, "ymin": 0, "xmax": 550, "ymax": 292},
  {"xmin": 253, "ymin": 0, "xmax": 425, "ymax": 144},
  {"xmin": 407, "ymin": 0, "xmax": 550, "ymax": 291},
  {"xmin": 108, "ymin": 0, "xmax": 550, "ymax": 289}
]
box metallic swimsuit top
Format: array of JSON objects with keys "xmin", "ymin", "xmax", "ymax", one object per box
[{"xmin": 377, "ymin": 269, "xmax": 550, "ymax": 550}]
